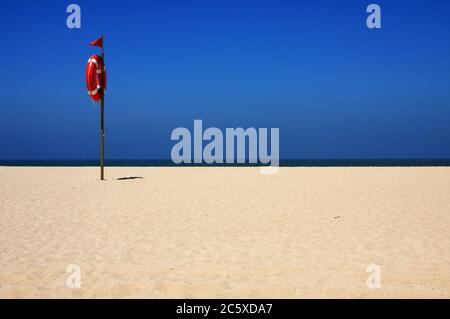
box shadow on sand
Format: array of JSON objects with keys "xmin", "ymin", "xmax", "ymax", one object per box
[{"xmin": 116, "ymin": 176, "xmax": 144, "ymax": 181}]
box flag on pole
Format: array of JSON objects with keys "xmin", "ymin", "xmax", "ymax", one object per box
[
  {"xmin": 89, "ymin": 38, "xmax": 103, "ymax": 48},
  {"xmin": 87, "ymin": 36, "xmax": 106, "ymax": 180}
]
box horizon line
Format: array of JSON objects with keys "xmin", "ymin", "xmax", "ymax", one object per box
[{"xmin": 1, "ymin": 159, "xmax": 450, "ymax": 167}]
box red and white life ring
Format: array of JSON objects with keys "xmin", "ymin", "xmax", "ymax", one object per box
[{"xmin": 85, "ymin": 55, "xmax": 107, "ymax": 102}]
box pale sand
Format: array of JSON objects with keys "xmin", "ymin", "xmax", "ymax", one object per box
[{"xmin": 1, "ymin": 167, "xmax": 450, "ymax": 298}]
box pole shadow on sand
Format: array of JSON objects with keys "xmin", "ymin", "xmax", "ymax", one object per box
[{"xmin": 116, "ymin": 177, "xmax": 144, "ymax": 181}]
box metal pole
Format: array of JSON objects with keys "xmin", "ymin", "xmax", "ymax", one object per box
[{"xmin": 100, "ymin": 35, "xmax": 105, "ymax": 180}]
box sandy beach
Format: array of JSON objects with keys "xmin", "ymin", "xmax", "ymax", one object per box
[{"xmin": 1, "ymin": 166, "xmax": 450, "ymax": 298}]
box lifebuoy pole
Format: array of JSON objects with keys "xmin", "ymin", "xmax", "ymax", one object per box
[{"xmin": 100, "ymin": 35, "xmax": 105, "ymax": 180}]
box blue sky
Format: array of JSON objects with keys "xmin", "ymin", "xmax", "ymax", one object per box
[{"xmin": 1, "ymin": 0, "xmax": 450, "ymax": 160}]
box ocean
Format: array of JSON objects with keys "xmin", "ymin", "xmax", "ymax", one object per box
[{"xmin": 1, "ymin": 160, "xmax": 449, "ymax": 167}]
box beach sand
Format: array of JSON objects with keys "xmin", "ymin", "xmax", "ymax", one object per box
[{"xmin": 1, "ymin": 166, "xmax": 450, "ymax": 298}]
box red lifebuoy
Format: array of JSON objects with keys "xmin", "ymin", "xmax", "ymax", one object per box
[{"xmin": 85, "ymin": 55, "xmax": 107, "ymax": 102}]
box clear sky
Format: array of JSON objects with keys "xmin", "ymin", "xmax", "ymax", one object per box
[{"xmin": 1, "ymin": 0, "xmax": 449, "ymax": 160}]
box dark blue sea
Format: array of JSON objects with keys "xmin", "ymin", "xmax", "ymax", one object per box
[{"xmin": 1, "ymin": 160, "xmax": 449, "ymax": 167}]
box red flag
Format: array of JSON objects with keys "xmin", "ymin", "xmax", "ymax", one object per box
[{"xmin": 89, "ymin": 38, "xmax": 103, "ymax": 48}]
